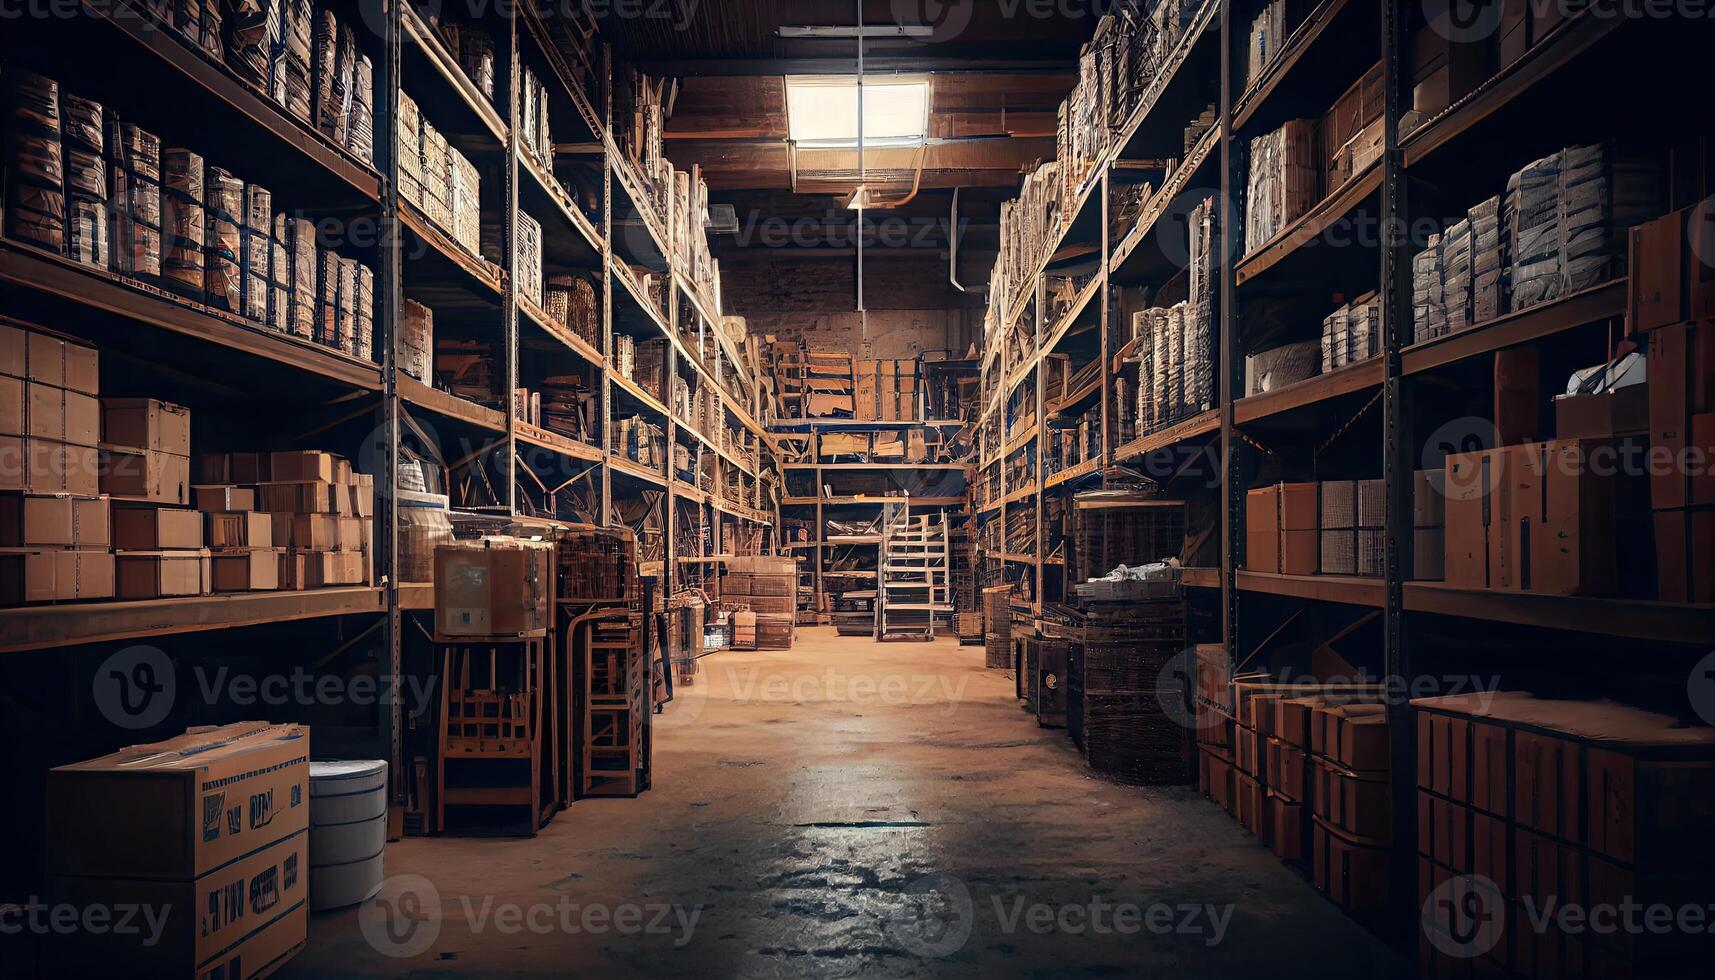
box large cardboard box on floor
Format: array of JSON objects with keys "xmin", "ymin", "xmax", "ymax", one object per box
[
  {"xmin": 435, "ymin": 536, "xmax": 554, "ymax": 637},
  {"xmin": 47, "ymin": 722, "xmax": 310, "ymax": 878}
]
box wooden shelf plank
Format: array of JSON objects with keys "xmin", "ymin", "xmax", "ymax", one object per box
[
  {"xmin": 1233, "ymin": 358, "xmax": 1383, "ymax": 425},
  {"xmin": 1401, "ymin": 280, "xmax": 1625, "ymax": 376},
  {"xmin": 398, "ymin": 375, "xmax": 506, "ymax": 432},
  {"xmin": 1114, "ymin": 409, "xmax": 1220, "ymax": 461},
  {"xmin": 1235, "ymin": 570, "xmax": 1385, "ymax": 607},
  {"xmin": 1403, "ymin": 582, "xmax": 1715, "ymax": 645},
  {"xmin": 1235, "ymin": 163, "xmax": 1383, "ymax": 287},
  {"xmin": 0, "ymin": 587, "xmax": 384, "ymax": 653}
]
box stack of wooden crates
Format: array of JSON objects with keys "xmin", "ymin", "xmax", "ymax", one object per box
[{"xmin": 723, "ymin": 556, "xmax": 796, "ymax": 649}]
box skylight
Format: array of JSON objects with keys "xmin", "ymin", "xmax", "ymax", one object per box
[{"xmin": 784, "ymin": 77, "xmax": 930, "ymax": 149}]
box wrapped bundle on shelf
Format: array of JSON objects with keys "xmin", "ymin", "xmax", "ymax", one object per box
[
  {"xmin": 519, "ymin": 66, "xmax": 553, "ymax": 166},
  {"xmin": 3, "ymin": 69, "xmax": 65, "ymax": 253},
  {"xmin": 1166, "ymin": 303, "xmax": 1186, "ymax": 418},
  {"xmin": 338, "ymin": 258, "xmax": 357, "ymax": 355},
  {"xmin": 396, "ymin": 91, "xmax": 423, "ymax": 208},
  {"xmin": 1243, "ymin": 119, "xmax": 1319, "ymax": 255},
  {"xmin": 203, "ymin": 167, "xmax": 243, "ymax": 311},
  {"xmin": 110, "ymin": 121, "xmax": 163, "ymax": 278},
  {"xmin": 1412, "ymin": 232, "xmax": 1445, "ymax": 342},
  {"xmin": 1246, "ymin": 0, "xmax": 1287, "ymax": 88},
  {"xmin": 1468, "ymin": 195, "xmax": 1504, "ymax": 323},
  {"xmin": 60, "ymin": 93, "xmax": 107, "ymax": 269},
  {"xmin": 514, "ymin": 210, "xmax": 544, "ymax": 307},
  {"xmin": 347, "ymin": 52, "xmax": 374, "ymax": 162},
  {"xmin": 399, "ymin": 299, "xmax": 433, "ymax": 381},
  {"xmin": 540, "ymin": 376, "xmax": 596, "ymax": 443},
  {"xmin": 1185, "ymin": 299, "xmax": 1214, "ymax": 412},
  {"xmin": 453, "ymin": 26, "xmax": 496, "ymax": 103},
  {"xmin": 449, "ymin": 150, "xmax": 480, "ymax": 255},
  {"xmin": 224, "ymin": 0, "xmax": 280, "ymax": 91},
  {"xmin": 355, "ymin": 265, "xmax": 373, "ymax": 361},
  {"xmin": 316, "ymin": 250, "xmax": 340, "ymax": 346},
  {"xmin": 547, "ymin": 275, "xmax": 600, "ymax": 345},
  {"xmin": 161, "ymin": 148, "xmax": 206, "ymax": 298},
  {"xmin": 1558, "ymin": 143, "xmax": 1612, "ymax": 295},
  {"xmin": 277, "ymin": 0, "xmax": 314, "ymax": 123},
  {"xmin": 420, "ymin": 125, "xmax": 452, "ymax": 232},
  {"xmin": 1504, "ymin": 150, "xmax": 1562, "ymax": 311},
  {"xmin": 1246, "ymin": 341, "xmax": 1319, "ymax": 395},
  {"xmin": 240, "ymin": 181, "xmax": 272, "ymax": 320},
  {"xmin": 311, "ymin": 12, "xmax": 354, "ymax": 147},
  {"xmin": 268, "ymin": 217, "xmax": 289, "ymax": 332},
  {"xmin": 281, "ymin": 215, "xmax": 316, "ymax": 339},
  {"xmin": 1323, "ymin": 293, "xmax": 1382, "ymax": 372},
  {"xmin": 1150, "ymin": 305, "xmax": 1172, "ymax": 426},
  {"xmin": 1440, "ymin": 216, "xmax": 1472, "ymax": 333}
]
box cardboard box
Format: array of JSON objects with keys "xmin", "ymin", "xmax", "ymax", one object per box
[
  {"xmin": 257, "ymin": 481, "xmax": 338, "ymax": 513},
  {"xmin": 1554, "ymin": 386, "xmax": 1647, "ymax": 440},
  {"xmin": 0, "ymin": 437, "xmax": 101, "ymax": 496},
  {"xmin": 1529, "ymin": 439, "xmax": 1618, "ymax": 596},
  {"xmin": 45, "ymin": 833, "xmax": 307, "ymax": 978},
  {"xmin": 303, "ymin": 550, "xmax": 366, "ymax": 587},
  {"xmin": 101, "ymin": 446, "xmax": 190, "ymax": 504},
  {"xmin": 278, "ymin": 550, "xmax": 308, "ymax": 590},
  {"xmin": 0, "ymin": 321, "xmax": 99, "ymax": 393},
  {"xmin": 101, "ymin": 398, "xmax": 191, "ymax": 456},
  {"xmin": 1495, "ymin": 346, "xmax": 1540, "ymax": 444},
  {"xmin": 269, "ymin": 450, "xmax": 337, "ymax": 482},
  {"xmin": 26, "ymin": 382, "xmax": 100, "ymax": 446},
  {"xmin": 207, "ymin": 510, "xmax": 273, "ymax": 549},
  {"xmin": 1313, "ymin": 816, "xmax": 1389, "ymax": 912},
  {"xmin": 47, "ymin": 722, "xmax": 309, "ymax": 877},
  {"xmin": 112, "ymin": 506, "xmax": 202, "ymax": 550},
  {"xmin": 434, "ymin": 537, "xmax": 553, "ymax": 636},
  {"xmin": 195, "ymin": 485, "xmax": 255, "ymax": 512},
  {"xmin": 1413, "ymin": 527, "xmax": 1445, "ymax": 580},
  {"xmin": 1653, "ymin": 506, "xmax": 1715, "ymax": 602},
  {"xmin": 115, "ymin": 549, "xmax": 210, "ymax": 598},
  {"xmin": 0, "ymin": 492, "xmax": 109, "ymax": 547},
  {"xmin": 212, "ymin": 548, "xmax": 283, "ymax": 591},
  {"xmin": 1282, "ymin": 528, "xmax": 1318, "ymax": 576},
  {"xmin": 1245, "ymin": 486, "xmax": 1280, "ymax": 572},
  {"xmin": 1647, "ymin": 321, "xmax": 1691, "ymax": 509},
  {"xmin": 271, "ymin": 513, "xmax": 335, "ymax": 550},
  {"xmin": 0, "ymin": 549, "xmax": 116, "ymax": 602},
  {"xmin": 1444, "ymin": 450, "xmax": 1488, "ymax": 588},
  {"xmin": 1489, "ymin": 446, "xmax": 1527, "ymax": 591},
  {"xmin": 1629, "ymin": 211, "xmax": 1686, "ymax": 331}
]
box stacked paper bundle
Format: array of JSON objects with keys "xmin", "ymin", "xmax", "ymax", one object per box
[
  {"xmin": 61, "ymin": 93, "xmax": 107, "ymax": 269},
  {"xmin": 161, "ymin": 148, "xmax": 206, "ymax": 298}
]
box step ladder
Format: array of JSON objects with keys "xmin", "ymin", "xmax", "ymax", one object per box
[{"xmin": 876, "ymin": 501, "xmax": 953, "ymax": 642}]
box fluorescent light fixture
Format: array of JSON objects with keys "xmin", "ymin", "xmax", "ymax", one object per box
[
  {"xmin": 778, "ymin": 25, "xmax": 934, "ymax": 38},
  {"xmin": 785, "ymin": 76, "xmax": 929, "ymax": 149}
]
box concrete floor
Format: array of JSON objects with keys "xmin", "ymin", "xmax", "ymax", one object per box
[{"xmin": 292, "ymin": 629, "xmax": 1408, "ymax": 979}]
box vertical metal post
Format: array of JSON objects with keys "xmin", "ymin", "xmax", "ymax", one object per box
[
  {"xmin": 380, "ymin": 0, "xmax": 404, "ymax": 791},
  {"xmin": 1218, "ymin": 0, "xmax": 1240, "ymax": 666},
  {"xmin": 1380, "ymin": 0, "xmax": 1417, "ymax": 935},
  {"xmin": 504, "ymin": 10, "xmax": 521, "ymax": 518},
  {"xmin": 600, "ymin": 43, "xmax": 614, "ymax": 528}
]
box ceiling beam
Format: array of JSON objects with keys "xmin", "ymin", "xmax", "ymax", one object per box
[{"xmin": 629, "ymin": 58, "xmax": 1081, "ymax": 77}]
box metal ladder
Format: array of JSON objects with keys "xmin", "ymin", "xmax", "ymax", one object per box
[{"xmin": 876, "ymin": 500, "xmax": 952, "ymax": 642}]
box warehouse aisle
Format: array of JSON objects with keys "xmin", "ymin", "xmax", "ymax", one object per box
[{"xmin": 293, "ymin": 630, "xmax": 1406, "ymax": 979}]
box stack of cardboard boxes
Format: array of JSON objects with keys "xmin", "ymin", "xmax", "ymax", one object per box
[
  {"xmin": 102, "ymin": 397, "xmax": 204, "ymax": 599},
  {"xmin": 1415, "ymin": 693, "xmax": 1715, "ymax": 979},
  {"xmin": 853, "ymin": 358, "xmax": 921, "ymax": 422},
  {"xmin": 198, "ymin": 449, "xmax": 373, "ymax": 591},
  {"xmin": 1631, "ymin": 206, "xmax": 1715, "ymax": 601},
  {"xmin": 722, "ymin": 556, "xmax": 795, "ymax": 650},
  {"xmin": 45, "ymin": 722, "xmax": 311, "ymax": 976},
  {"xmin": 1245, "ymin": 481, "xmax": 1387, "ymax": 578},
  {"xmin": 0, "ymin": 321, "xmax": 110, "ymax": 601}
]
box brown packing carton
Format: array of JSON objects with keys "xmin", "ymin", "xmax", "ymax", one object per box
[
  {"xmin": 0, "ymin": 374, "xmax": 19, "ymax": 435},
  {"xmin": 257, "ymin": 481, "xmax": 338, "ymax": 513},
  {"xmin": 1628, "ymin": 211, "xmax": 1686, "ymax": 331},
  {"xmin": 1244, "ymin": 485, "xmax": 1280, "ymax": 572},
  {"xmin": 112, "ymin": 506, "xmax": 203, "ymax": 550},
  {"xmin": 0, "ymin": 322, "xmax": 99, "ymax": 394},
  {"xmin": 1443, "ymin": 449, "xmax": 1488, "ymax": 588},
  {"xmin": 206, "ymin": 510, "xmax": 273, "ymax": 549},
  {"xmin": 194, "ymin": 485, "xmax": 255, "ymax": 511},
  {"xmin": 0, "ymin": 492, "xmax": 109, "ymax": 547},
  {"xmin": 1555, "ymin": 386, "xmax": 1648, "ymax": 441},
  {"xmin": 232, "ymin": 451, "xmax": 269, "ymax": 483},
  {"xmin": 1530, "ymin": 439, "xmax": 1618, "ymax": 596},
  {"xmin": 0, "ymin": 549, "xmax": 116, "ymax": 602},
  {"xmin": 115, "ymin": 549, "xmax": 210, "ymax": 598},
  {"xmin": 336, "ymin": 516, "xmax": 366, "ymax": 551},
  {"xmin": 278, "ymin": 550, "xmax": 308, "ymax": 590},
  {"xmin": 101, "ymin": 446, "xmax": 191, "ymax": 504},
  {"xmin": 1654, "ymin": 506, "xmax": 1715, "ymax": 602},
  {"xmin": 48, "ymin": 835, "xmax": 308, "ymax": 978},
  {"xmin": 212, "ymin": 548, "xmax": 283, "ymax": 591},
  {"xmin": 27, "ymin": 382, "xmax": 101, "ymax": 446},
  {"xmin": 303, "ymin": 550, "xmax": 366, "ymax": 586},
  {"xmin": 434, "ymin": 537, "xmax": 554, "ymax": 636},
  {"xmin": 271, "ymin": 513, "xmax": 335, "ymax": 550},
  {"xmin": 2, "ymin": 438, "xmax": 102, "ymax": 497},
  {"xmin": 47, "ymin": 722, "xmax": 309, "ymax": 877},
  {"xmin": 1647, "ymin": 321, "xmax": 1689, "ymax": 509},
  {"xmin": 270, "ymin": 449, "xmax": 337, "ymax": 482},
  {"xmin": 101, "ymin": 397, "xmax": 191, "ymax": 456}
]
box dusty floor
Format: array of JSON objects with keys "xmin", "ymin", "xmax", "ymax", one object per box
[{"xmin": 292, "ymin": 629, "xmax": 1408, "ymax": 979}]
